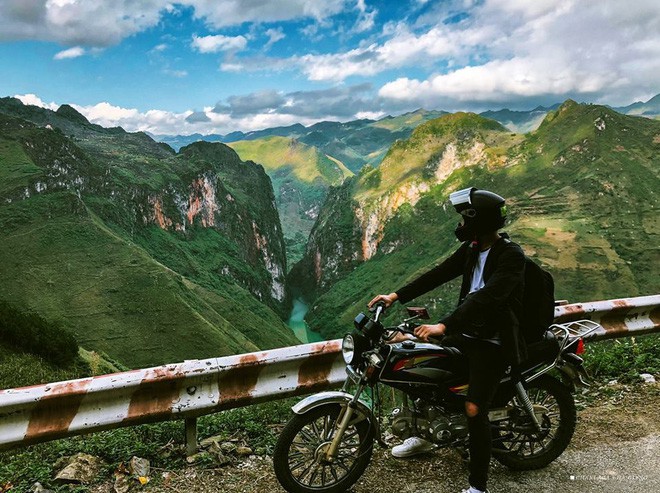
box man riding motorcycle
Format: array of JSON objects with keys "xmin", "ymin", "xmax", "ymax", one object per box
[{"xmin": 369, "ymin": 187, "xmax": 527, "ymax": 493}]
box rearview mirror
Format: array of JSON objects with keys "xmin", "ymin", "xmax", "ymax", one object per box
[{"xmin": 406, "ymin": 306, "xmax": 430, "ymax": 320}]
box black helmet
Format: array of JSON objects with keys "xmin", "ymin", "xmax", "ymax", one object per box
[{"xmin": 449, "ymin": 187, "xmax": 507, "ymax": 242}]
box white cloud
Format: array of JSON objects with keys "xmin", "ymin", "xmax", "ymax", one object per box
[
  {"xmin": 297, "ymin": 25, "xmax": 464, "ymax": 81},
  {"xmin": 0, "ymin": 0, "xmax": 350, "ymax": 47},
  {"xmin": 0, "ymin": 0, "xmax": 167, "ymax": 47},
  {"xmin": 163, "ymin": 69, "xmax": 188, "ymax": 78},
  {"xmin": 69, "ymin": 101, "xmax": 197, "ymax": 134},
  {"xmin": 264, "ymin": 27, "xmax": 285, "ymax": 50},
  {"xmin": 355, "ymin": 110, "xmax": 385, "ymax": 120},
  {"xmin": 219, "ymin": 0, "xmax": 655, "ymax": 107},
  {"xmin": 377, "ymin": 0, "xmax": 660, "ymax": 108},
  {"xmin": 353, "ymin": 0, "xmax": 377, "ymax": 33},
  {"xmin": 191, "ymin": 34, "xmax": 247, "ymax": 53},
  {"xmin": 220, "ymin": 62, "xmax": 245, "ymax": 72},
  {"xmin": 379, "ymin": 56, "xmax": 618, "ymax": 103},
  {"xmin": 187, "ymin": 0, "xmax": 349, "ymax": 28},
  {"xmin": 74, "ymin": 102, "xmax": 141, "ymax": 124},
  {"xmin": 64, "ymin": 100, "xmax": 318, "ymax": 135},
  {"xmin": 14, "ymin": 93, "xmax": 59, "ymax": 111},
  {"xmin": 53, "ymin": 46, "xmax": 85, "ymax": 59}
]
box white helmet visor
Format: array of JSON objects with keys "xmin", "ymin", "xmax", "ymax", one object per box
[{"xmin": 449, "ymin": 187, "xmax": 474, "ymax": 207}]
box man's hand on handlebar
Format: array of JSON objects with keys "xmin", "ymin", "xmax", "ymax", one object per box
[
  {"xmin": 414, "ymin": 323, "xmax": 446, "ymax": 342},
  {"xmin": 368, "ymin": 292, "xmax": 398, "ymax": 309},
  {"xmin": 386, "ymin": 331, "xmax": 411, "ymax": 343}
]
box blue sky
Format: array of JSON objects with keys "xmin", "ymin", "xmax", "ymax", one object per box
[{"xmin": 0, "ymin": 0, "xmax": 658, "ymax": 135}]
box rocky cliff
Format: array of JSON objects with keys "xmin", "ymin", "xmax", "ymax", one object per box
[
  {"xmin": 0, "ymin": 100, "xmax": 296, "ymax": 368},
  {"xmin": 292, "ymin": 102, "xmax": 660, "ymax": 339}
]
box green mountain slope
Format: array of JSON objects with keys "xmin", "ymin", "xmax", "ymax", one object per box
[
  {"xmin": 292, "ymin": 101, "xmax": 660, "ymax": 339},
  {"xmin": 228, "ymin": 136, "xmax": 352, "ymax": 265},
  {"xmin": 0, "ymin": 103, "xmax": 298, "ymax": 369},
  {"xmin": 298, "ymin": 110, "xmax": 447, "ymax": 172}
]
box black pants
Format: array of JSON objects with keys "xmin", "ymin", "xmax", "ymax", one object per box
[{"xmin": 451, "ymin": 335, "xmax": 508, "ymax": 491}]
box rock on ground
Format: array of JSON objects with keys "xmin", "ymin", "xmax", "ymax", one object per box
[{"xmin": 91, "ymin": 382, "xmax": 660, "ymax": 493}]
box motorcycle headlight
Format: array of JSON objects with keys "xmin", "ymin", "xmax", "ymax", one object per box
[{"xmin": 342, "ymin": 334, "xmax": 355, "ymax": 364}]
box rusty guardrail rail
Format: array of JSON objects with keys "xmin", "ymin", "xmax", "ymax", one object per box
[{"xmin": 0, "ymin": 294, "xmax": 658, "ymax": 452}]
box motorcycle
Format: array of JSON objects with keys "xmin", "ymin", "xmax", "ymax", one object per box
[{"xmin": 273, "ymin": 302, "xmax": 598, "ymax": 493}]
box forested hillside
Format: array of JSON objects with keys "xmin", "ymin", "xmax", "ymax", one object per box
[{"xmin": 290, "ymin": 101, "xmax": 660, "ymax": 339}]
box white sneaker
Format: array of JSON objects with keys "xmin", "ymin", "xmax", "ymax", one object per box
[{"xmin": 391, "ymin": 437, "xmax": 435, "ymax": 458}]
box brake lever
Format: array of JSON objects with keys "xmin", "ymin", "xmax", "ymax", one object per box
[
  {"xmin": 396, "ymin": 323, "xmax": 418, "ymax": 337},
  {"xmin": 368, "ymin": 301, "xmax": 387, "ymax": 313}
]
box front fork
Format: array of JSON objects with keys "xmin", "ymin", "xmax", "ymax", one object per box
[{"xmin": 325, "ymin": 382, "xmax": 367, "ymax": 461}]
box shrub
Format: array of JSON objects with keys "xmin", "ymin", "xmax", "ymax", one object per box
[
  {"xmin": 0, "ymin": 301, "xmax": 78, "ymax": 366},
  {"xmin": 584, "ymin": 334, "xmax": 660, "ymax": 382}
]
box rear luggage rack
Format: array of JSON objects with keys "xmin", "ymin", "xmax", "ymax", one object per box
[
  {"xmin": 550, "ymin": 319, "xmax": 602, "ymax": 338},
  {"xmin": 549, "ymin": 320, "xmax": 603, "ymax": 353}
]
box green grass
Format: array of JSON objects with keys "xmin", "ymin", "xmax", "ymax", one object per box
[
  {"xmin": 0, "ymin": 137, "xmax": 41, "ymax": 195},
  {"xmin": 0, "ymin": 399, "xmax": 295, "ymax": 492},
  {"xmin": 0, "ymin": 344, "xmax": 88, "ymax": 390},
  {"xmin": 584, "ymin": 334, "xmax": 660, "ymax": 383},
  {"xmin": 0, "ymin": 191, "xmax": 296, "ymax": 369},
  {"xmin": 229, "ymin": 136, "xmax": 351, "ymax": 184}
]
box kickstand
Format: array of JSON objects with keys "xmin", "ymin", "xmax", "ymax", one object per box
[{"xmin": 455, "ymin": 445, "xmax": 469, "ymax": 462}]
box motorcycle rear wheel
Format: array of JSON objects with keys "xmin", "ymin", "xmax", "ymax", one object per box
[
  {"xmin": 492, "ymin": 375, "xmax": 576, "ymax": 470},
  {"xmin": 273, "ymin": 403, "xmax": 375, "ymax": 493}
]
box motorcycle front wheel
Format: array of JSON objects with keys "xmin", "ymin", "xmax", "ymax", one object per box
[
  {"xmin": 273, "ymin": 403, "xmax": 375, "ymax": 493},
  {"xmin": 492, "ymin": 375, "xmax": 576, "ymax": 470}
]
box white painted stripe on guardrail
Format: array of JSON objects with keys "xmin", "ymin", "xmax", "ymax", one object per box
[{"xmin": 0, "ymin": 296, "xmax": 658, "ymax": 450}]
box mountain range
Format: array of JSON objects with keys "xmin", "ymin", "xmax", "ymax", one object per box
[
  {"xmin": 161, "ymin": 109, "xmax": 449, "ymax": 264},
  {"xmin": 614, "ymin": 94, "xmax": 660, "ymax": 118},
  {"xmin": 152, "ymin": 109, "xmax": 449, "ymax": 170},
  {"xmin": 153, "ymin": 96, "xmax": 658, "ymax": 267},
  {"xmin": 288, "ymin": 100, "xmax": 660, "ymax": 339},
  {"xmin": 0, "ymin": 94, "xmax": 658, "ymax": 380}
]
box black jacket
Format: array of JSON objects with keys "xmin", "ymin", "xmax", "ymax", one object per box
[{"xmin": 395, "ymin": 234, "xmax": 528, "ymax": 365}]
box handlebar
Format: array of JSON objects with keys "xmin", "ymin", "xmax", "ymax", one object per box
[
  {"xmin": 383, "ymin": 322, "xmax": 419, "ymax": 340},
  {"xmin": 369, "ymin": 301, "xmax": 387, "ymax": 322}
]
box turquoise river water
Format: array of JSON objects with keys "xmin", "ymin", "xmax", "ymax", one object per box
[{"xmin": 287, "ymin": 298, "xmax": 324, "ymax": 344}]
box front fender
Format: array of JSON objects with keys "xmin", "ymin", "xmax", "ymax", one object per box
[{"xmin": 292, "ymin": 391, "xmax": 373, "ymax": 422}]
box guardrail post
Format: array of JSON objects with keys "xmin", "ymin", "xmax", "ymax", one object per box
[{"xmin": 185, "ymin": 417, "xmax": 197, "ymax": 457}]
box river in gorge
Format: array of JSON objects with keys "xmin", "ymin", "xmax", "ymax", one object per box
[{"xmin": 287, "ymin": 298, "xmax": 324, "ymax": 343}]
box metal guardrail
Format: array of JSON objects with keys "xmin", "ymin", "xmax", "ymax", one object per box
[
  {"xmin": 0, "ymin": 295, "xmax": 658, "ymax": 451},
  {"xmin": 553, "ymin": 294, "xmax": 660, "ymax": 340}
]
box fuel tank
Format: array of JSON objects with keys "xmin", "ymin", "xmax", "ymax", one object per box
[{"xmin": 380, "ymin": 340, "xmax": 469, "ymax": 386}]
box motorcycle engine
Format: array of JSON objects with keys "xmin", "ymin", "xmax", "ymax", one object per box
[{"xmin": 391, "ymin": 405, "xmax": 468, "ymax": 445}]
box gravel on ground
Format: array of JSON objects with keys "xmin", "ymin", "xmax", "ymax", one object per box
[{"xmin": 91, "ymin": 381, "xmax": 660, "ymax": 493}]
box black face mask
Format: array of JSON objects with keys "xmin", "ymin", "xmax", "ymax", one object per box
[{"xmin": 454, "ymin": 220, "xmax": 476, "ymax": 242}]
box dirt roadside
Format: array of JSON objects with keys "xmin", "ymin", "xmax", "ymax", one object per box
[{"xmin": 93, "ymin": 381, "xmax": 660, "ymax": 493}]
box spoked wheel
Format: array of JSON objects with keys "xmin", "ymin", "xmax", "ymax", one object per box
[
  {"xmin": 492, "ymin": 375, "xmax": 576, "ymax": 470},
  {"xmin": 273, "ymin": 404, "xmax": 374, "ymax": 493}
]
